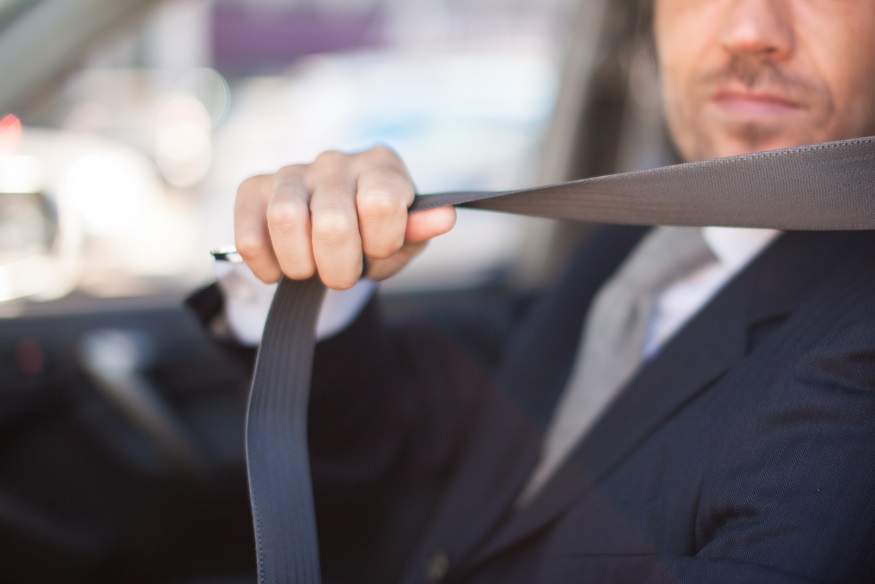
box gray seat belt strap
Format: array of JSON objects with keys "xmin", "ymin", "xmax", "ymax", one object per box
[
  {"xmin": 247, "ymin": 275, "xmax": 325, "ymax": 584},
  {"xmin": 409, "ymin": 136, "xmax": 875, "ymax": 229},
  {"xmin": 245, "ymin": 136, "xmax": 875, "ymax": 584}
]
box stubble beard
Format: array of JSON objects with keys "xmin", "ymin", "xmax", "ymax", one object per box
[{"xmin": 667, "ymin": 54, "xmax": 834, "ymax": 161}]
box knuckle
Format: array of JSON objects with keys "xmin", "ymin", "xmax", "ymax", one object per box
[
  {"xmin": 238, "ymin": 173, "xmax": 266, "ymax": 192},
  {"xmin": 236, "ymin": 175, "xmax": 267, "ymax": 204},
  {"xmin": 277, "ymin": 163, "xmax": 304, "ymax": 176},
  {"xmin": 275, "ymin": 164, "xmax": 306, "ymax": 184},
  {"xmin": 313, "ymin": 149, "xmax": 347, "ymax": 168},
  {"xmin": 237, "ymin": 176, "xmax": 257, "ymax": 195},
  {"xmin": 364, "ymin": 145, "xmax": 405, "ymax": 171},
  {"xmin": 367, "ymin": 144, "xmax": 397, "ymax": 161},
  {"xmin": 234, "ymin": 232, "xmax": 266, "ymax": 260},
  {"xmin": 359, "ymin": 190, "xmax": 406, "ymax": 220},
  {"xmin": 266, "ymin": 198, "xmax": 308, "ymax": 230},
  {"xmin": 312, "ymin": 211, "xmax": 357, "ymax": 244}
]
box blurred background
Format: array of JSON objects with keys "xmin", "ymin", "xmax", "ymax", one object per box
[
  {"xmin": 0, "ymin": 2, "xmax": 672, "ymax": 582},
  {"xmin": 0, "ymin": 0, "xmax": 592, "ymax": 308}
]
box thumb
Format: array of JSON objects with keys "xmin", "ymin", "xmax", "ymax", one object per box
[{"xmin": 405, "ymin": 206, "xmax": 457, "ymax": 244}]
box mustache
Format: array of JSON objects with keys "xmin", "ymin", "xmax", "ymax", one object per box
[{"xmin": 696, "ymin": 55, "xmax": 827, "ymax": 104}]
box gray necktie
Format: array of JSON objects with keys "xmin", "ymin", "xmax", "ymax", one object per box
[{"xmin": 517, "ymin": 226, "xmax": 716, "ymax": 505}]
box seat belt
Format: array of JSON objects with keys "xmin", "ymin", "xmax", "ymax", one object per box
[{"xmin": 244, "ymin": 136, "xmax": 875, "ymax": 584}]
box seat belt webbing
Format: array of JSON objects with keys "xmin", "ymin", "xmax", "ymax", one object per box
[{"xmin": 245, "ymin": 136, "xmax": 875, "ymax": 584}]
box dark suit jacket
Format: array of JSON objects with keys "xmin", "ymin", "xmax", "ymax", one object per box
[{"xmin": 307, "ymin": 226, "xmax": 875, "ymax": 584}]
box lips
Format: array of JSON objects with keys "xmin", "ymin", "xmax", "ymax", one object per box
[{"xmin": 711, "ymin": 89, "xmax": 803, "ymax": 119}]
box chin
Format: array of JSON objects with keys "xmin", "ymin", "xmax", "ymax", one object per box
[
  {"xmin": 696, "ymin": 127, "xmax": 823, "ymax": 160},
  {"xmin": 674, "ymin": 110, "xmax": 838, "ymax": 161}
]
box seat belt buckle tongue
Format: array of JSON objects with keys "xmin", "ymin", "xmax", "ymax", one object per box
[{"xmin": 210, "ymin": 246, "xmax": 243, "ymax": 263}]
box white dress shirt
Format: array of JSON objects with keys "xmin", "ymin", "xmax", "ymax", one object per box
[
  {"xmin": 641, "ymin": 226, "xmax": 780, "ymax": 358},
  {"xmin": 214, "ymin": 260, "xmax": 376, "ymax": 345}
]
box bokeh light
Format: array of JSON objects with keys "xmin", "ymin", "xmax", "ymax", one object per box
[
  {"xmin": 0, "ymin": 113, "xmax": 22, "ymax": 155},
  {"xmin": 154, "ymin": 94, "xmax": 213, "ymax": 187},
  {"xmin": 61, "ymin": 151, "xmax": 160, "ymax": 236}
]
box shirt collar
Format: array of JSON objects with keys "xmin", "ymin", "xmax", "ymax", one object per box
[{"xmin": 701, "ymin": 226, "xmax": 781, "ymax": 271}]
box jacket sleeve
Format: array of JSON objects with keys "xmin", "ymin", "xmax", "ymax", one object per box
[{"xmin": 307, "ymin": 288, "xmax": 533, "ymax": 489}]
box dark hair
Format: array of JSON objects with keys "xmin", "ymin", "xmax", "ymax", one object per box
[{"xmin": 636, "ymin": 0, "xmax": 656, "ymax": 60}]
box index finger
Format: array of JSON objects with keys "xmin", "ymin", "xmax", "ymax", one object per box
[{"xmin": 235, "ymin": 174, "xmax": 282, "ymax": 282}]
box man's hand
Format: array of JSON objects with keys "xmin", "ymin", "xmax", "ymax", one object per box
[{"xmin": 234, "ymin": 146, "xmax": 456, "ymax": 289}]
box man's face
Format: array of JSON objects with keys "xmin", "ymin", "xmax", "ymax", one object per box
[{"xmin": 655, "ymin": 0, "xmax": 875, "ymax": 161}]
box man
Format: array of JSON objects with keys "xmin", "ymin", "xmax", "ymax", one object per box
[{"xmin": 231, "ymin": 0, "xmax": 875, "ymax": 581}]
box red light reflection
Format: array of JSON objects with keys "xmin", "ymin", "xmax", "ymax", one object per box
[{"xmin": 0, "ymin": 114, "xmax": 22, "ymax": 155}]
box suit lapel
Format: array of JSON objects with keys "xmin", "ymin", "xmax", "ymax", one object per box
[
  {"xmin": 401, "ymin": 227, "xmax": 648, "ymax": 584},
  {"xmin": 399, "ymin": 391, "xmax": 542, "ymax": 582},
  {"xmin": 464, "ymin": 230, "xmax": 859, "ymax": 567}
]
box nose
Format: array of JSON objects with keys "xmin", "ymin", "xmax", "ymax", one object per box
[{"xmin": 719, "ymin": 0, "xmax": 793, "ymax": 60}]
